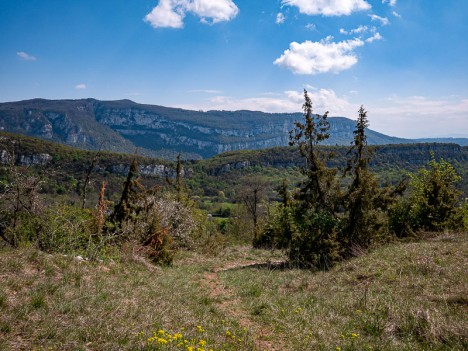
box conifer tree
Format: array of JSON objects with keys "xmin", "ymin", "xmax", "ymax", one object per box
[
  {"xmin": 341, "ymin": 106, "xmax": 378, "ymax": 254},
  {"xmin": 287, "ymin": 90, "xmax": 341, "ymax": 268},
  {"xmin": 110, "ymin": 157, "xmax": 143, "ymax": 228},
  {"xmin": 289, "ymin": 89, "xmax": 334, "ymax": 211},
  {"xmin": 342, "ymin": 106, "xmax": 404, "ymax": 254},
  {"xmin": 408, "ymin": 153, "xmax": 462, "ymax": 231}
]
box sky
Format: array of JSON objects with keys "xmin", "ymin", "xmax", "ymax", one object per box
[{"xmin": 1, "ymin": 0, "xmax": 467, "ymax": 138}]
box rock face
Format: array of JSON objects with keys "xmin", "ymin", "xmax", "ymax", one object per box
[
  {"xmin": 18, "ymin": 153, "xmax": 52, "ymax": 166},
  {"xmin": 1, "ymin": 99, "xmax": 467, "ymax": 160},
  {"xmin": 0, "ymin": 150, "xmax": 52, "ymax": 166},
  {"xmin": 107, "ymin": 163, "xmax": 184, "ymax": 178}
]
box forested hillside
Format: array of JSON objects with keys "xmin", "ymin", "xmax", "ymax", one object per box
[
  {"xmin": 1, "ymin": 132, "xmax": 467, "ymax": 203},
  {"xmin": 1, "ymin": 99, "xmax": 466, "ymax": 159}
]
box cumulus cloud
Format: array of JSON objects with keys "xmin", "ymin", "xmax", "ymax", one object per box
[
  {"xmin": 365, "ymin": 32, "xmax": 382, "ymax": 43},
  {"xmin": 145, "ymin": 0, "xmax": 239, "ymax": 28},
  {"xmin": 181, "ymin": 88, "xmax": 357, "ymax": 116},
  {"xmin": 276, "ymin": 12, "xmax": 286, "ymax": 24},
  {"xmin": 145, "ymin": 0, "xmax": 185, "ymax": 28},
  {"xmin": 305, "ymin": 23, "xmax": 317, "ymax": 31},
  {"xmin": 75, "ymin": 84, "xmax": 87, "ymax": 90},
  {"xmin": 369, "ymin": 14, "xmax": 389, "ymax": 25},
  {"xmin": 17, "ymin": 51, "xmax": 36, "ymax": 61},
  {"xmin": 282, "ymin": 0, "xmax": 371, "ymax": 16},
  {"xmin": 274, "ymin": 36, "xmax": 365, "ymax": 75}
]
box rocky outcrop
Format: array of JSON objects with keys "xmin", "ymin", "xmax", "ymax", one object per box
[
  {"xmin": 0, "ymin": 150, "xmax": 52, "ymax": 166},
  {"xmin": 106, "ymin": 163, "xmax": 190, "ymax": 178},
  {"xmin": 18, "ymin": 153, "xmax": 52, "ymax": 166}
]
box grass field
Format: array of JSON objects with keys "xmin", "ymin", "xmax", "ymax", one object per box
[{"xmin": 0, "ymin": 232, "xmax": 466, "ymax": 351}]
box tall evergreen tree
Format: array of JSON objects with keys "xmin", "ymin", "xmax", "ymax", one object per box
[
  {"xmin": 110, "ymin": 157, "xmax": 143, "ymax": 227},
  {"xmin": 287, "ymin": 90, "xmax": 341, "ymax": 268},
  {"xmin": 289, "ymin": 89, "xmax": 336, "ymax": 211},
  {"xmin": 341, "ymin": 106, "xmax": 377, "ymax": 254}
]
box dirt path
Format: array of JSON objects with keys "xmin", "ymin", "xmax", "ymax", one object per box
[{"xmin": 202, "ymin": 261, "xmax": 287, "ymax": 351}]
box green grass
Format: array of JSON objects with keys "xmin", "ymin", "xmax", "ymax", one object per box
[{"xmin": 0, "ymin": 233, "xmax": 466, "ymax": 350}]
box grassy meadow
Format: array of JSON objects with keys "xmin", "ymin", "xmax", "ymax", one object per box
[{"xmin": 0, "ymin": 232, "xmax": 466, "ymax": 351}]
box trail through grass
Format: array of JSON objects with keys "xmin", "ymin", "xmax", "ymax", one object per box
[{"xmin": 0, "ymin": 233, "xmax": 466, "ymax": 350}]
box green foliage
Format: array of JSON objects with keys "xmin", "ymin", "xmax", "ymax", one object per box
[
  {"xmin": 340, "ymin": 106, "xmax": 402, "ymax": 255},
  {"xmin": 254, "ymin": 203, "xmax": 296, "ymax": 250},
  {"xmin": 407, "ymin": 154, "xmax": 462, "ymax": 232},
  {"xmin": 258, "ymin": 90, "xmax": 342, "ymax": 269},
  {"xmin": 289, "ymin": 208, "xmax": 342, "ymax": 268},
  {"xmin": 110, "ymin": 157, "xmax": 144, "ymax": 228}
]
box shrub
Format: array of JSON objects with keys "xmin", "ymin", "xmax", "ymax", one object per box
[{"xmin": 409, "ymin": 154, "xmax": 462, "ymax": 231}]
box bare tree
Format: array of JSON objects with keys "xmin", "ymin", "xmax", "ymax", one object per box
[
  {"xmin": 0, "ymin": 149, "xmax": 43, "ymax": 247},
  {"xmin": 237, "ymin": 176, "xmax": 268, "ymax": 241}
]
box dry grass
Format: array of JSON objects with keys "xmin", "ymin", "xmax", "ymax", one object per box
[
  {"xmin": 220, "ymin": 232, "xmax": 468, "ymax": 350},
  {"xmin": 0, "ymin": 233, "xmax": 466, "ymax": 350}
]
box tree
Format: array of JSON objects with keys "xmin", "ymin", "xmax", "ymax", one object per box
[
  {"xmin": 341, "ymin": 106, "xmax": 406, "ymax": 253},
  {"xmin": 408, "ymin": 154, "xmax": 462, "ymax": 231},
  {"xmin": 238, "ymin": 176, "xmax": 268, "ymax": 241},
  {"xmin": 110, "ymin": 157, "xmax": 144, "ymax": 228},
  {"xmin": 286, "ymin": 90, "xmax": 341, "ymax": 268},
  {"xmin": 0, "ymin": 149, "xmax": 43, "ymax": 247},
  {"xmin": 341, "ymin": 106, "xmax": 380, "ymax": 254},
  {"xmin": 289, "ymin": 89, "xmax": 335, "ymax": 211}
]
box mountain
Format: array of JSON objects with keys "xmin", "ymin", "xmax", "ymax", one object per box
[{"xmin": 1, "ymin": 98, "xmax": 467, "ymax": 159}]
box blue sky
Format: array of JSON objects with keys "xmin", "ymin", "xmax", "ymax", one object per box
[{"xmin": 1, "ymin": 0, "xmax": 467, "ymax": 138}]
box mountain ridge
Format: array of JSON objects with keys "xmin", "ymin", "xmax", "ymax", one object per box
[{"xmin": 1, "ymin": 98, "xmax": 466, "ymax": 159}]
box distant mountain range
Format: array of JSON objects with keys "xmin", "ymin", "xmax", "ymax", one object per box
[{"xmin": 1, "ymin": 98, "xmax": 467, "ymax": 159}]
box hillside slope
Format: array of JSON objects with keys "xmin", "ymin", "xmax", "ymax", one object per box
[
  {"xmin": 0, "ymin": 234, "xmax": 466, "ymax": 350},
  {"xmin": 2, "ymin": 98, "xmax": 466, "ymax": 159}
]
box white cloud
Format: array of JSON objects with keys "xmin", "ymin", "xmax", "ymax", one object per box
[
  {"xmin": 282, "ymin": 0, "xmax": 371, "ymax": 16},
  {"xmin": 145, "ymin": 0, "xmax": 185, "ymax": 28},
  {"xmin": 365, "ymin": 32, "xmax": 382, "ymax": 43},
  {"xmin": 305, "ymin": 23, "xmax": 317, "ymax": 31},
  {"xmin": 369, "ymin": 14, "xmax": 389, "ymax": 25},
  {"xmin": 392, "ymin": 11, "xmax": 401, "ymax": 18},
  {"xmin": 180, "ymin": 88, "xmax": 357, "ymax": 116},
  {"xmin": 274, "ymin": 36, "xmax": 365, "ymax": 75},
  {"xmin": 276, "ymin": 12, "xmax": 286, "ymax": 24},
  {"xmin": 17, "ymin": 51, "xmax": 36, "ymax": 61},
  {"xmin": 370, "ymin": 95, "xmax": 468, "ymax": 138},
  {"xmin": 145, "ymin": 0, "xmax": 239, "ymax": 28},
  {"xmin": 75, "ymin": 84, "xmax": 87, "ymax": 90},
  {"xmin": 340, "ymin": 25, "xmax": 370, "ymax": 35},
  {"xmin": 382, "ymin": 0, "xmax": 397, "ymax": 6}
]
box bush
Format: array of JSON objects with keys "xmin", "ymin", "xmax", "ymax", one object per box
[
  {"xmin": 288, "ymin": 209, "xmax": 341, "ymax": 269},
  {"xmin": 391, "ymin": 155, "xmax": 463, "ymax": 235}
]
